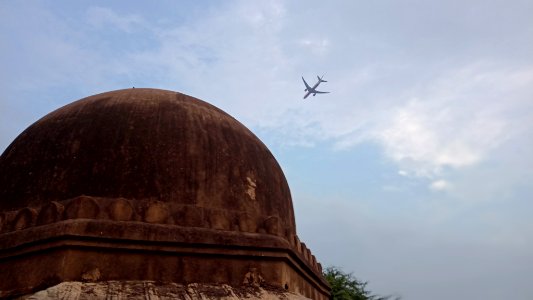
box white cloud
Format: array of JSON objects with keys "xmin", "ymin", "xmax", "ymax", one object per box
[
  {"xmin": 371, "ymin": 64, "xmax": 531, "ymax": 177},
  {"xmin": 237, "ymin": 1, "xmax": 285, "ymax": 29},
  {"xmin": 87, "ymin": 7, "xmax": 145, "ymax": 32},
  {"xmin": 429, "ymin": 179, "xmax": 451, "ymax": 191},
  {"xmin": 398, "ymin": 170, "xmax": 408, "ymax": 176},
  {"xmin": 298, "ymin": 38, "xmax": 330, "ymax": 55},
  {"xmin": 376, "ymin": 97, "xmax": 506, "ymax": 176}
]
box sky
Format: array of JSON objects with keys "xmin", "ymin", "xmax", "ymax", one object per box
[{"xmin": 1, "ymin": 1, "xmax": 532, "ymax": 299}]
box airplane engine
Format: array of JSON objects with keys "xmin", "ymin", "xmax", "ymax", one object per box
[{"xmin": 313, "ymin": 94, "xmax": 316, "ymax": 96}]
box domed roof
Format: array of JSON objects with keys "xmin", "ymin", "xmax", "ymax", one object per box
[{"xmin": 0, "ymin": 88, "xmax": 295, "ymax": 234}]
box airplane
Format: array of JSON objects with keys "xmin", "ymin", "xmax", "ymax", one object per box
[{"xmin": 302, "ymin": 75, "xmax": 329, "ymax": 99}]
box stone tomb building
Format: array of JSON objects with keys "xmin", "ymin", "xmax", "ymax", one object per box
[{"xmin": 0, "ymin": 89, "xmax": 330, "ymax": 299}]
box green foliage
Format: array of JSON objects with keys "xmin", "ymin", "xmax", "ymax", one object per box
[{"xmin": 323, "ymin": 266, "xmax": 400, "ymax": 300}]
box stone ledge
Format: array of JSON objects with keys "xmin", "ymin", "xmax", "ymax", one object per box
[
  {"xmin": 0, "ymin": 217, "xmax": 323, "ymax": 278},
  {"xmin": 0, "ymin": 220, "xmax": 330, "ymax": 299}
]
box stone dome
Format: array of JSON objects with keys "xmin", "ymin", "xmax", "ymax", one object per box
[
  {"xmin": 0, "ymin": 89, "xmax": 330, "ymax": 299},
  {"xmin": 0, "ymin": 88, "xmax": 295, "ymax": 235}
]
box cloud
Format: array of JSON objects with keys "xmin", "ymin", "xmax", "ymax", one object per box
[
  {"xmin": 371, "ymin": 63, "xmax": 531, "ymax": 177},
  {"xmin": 375, "ymin": 97, "xmax": 505, "ymax": 176},
  {"xmin": 87, "ymin": 7, "xmax": 145, "ymax": 32},
  {"xmin": 429, "ymin": 179, "xmax": 451, "ymax": 191},
  {"xmin": 118, "ymin": 0, "xmax": 298, "ymax": 124},
  {"xmin": 298, "ymin": 38, "xmax": 330, "ymax": 55},
  {"xmin": 398, "ymin": 170, "xmax": 408, "ymax": 176}
]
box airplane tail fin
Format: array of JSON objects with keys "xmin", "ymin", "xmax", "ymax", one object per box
[{"xmin": 317, "ymin": 75, "xmax": 327, "ymax": 83}]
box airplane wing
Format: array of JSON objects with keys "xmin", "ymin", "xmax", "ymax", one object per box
[
  {"xmin": 302, "ymin": 77, "xmax": 312, "ymax": 90},
  {"xmin": 313, "ymin": 90, "xmax": 329, "ymax": 94}
]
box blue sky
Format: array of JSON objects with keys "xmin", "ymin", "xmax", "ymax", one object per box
[{"xmin": 1, "ymin": 1, "xmax": 533, "ymax": 299}]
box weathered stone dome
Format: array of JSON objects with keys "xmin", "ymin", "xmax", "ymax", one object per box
[
  {"xmin": 0, "ymin": 88, "xmax": 329, "ymax": 300},
  {"xmin": 0, "ymin": 88, "xmax": 295, "ymax": 235}
]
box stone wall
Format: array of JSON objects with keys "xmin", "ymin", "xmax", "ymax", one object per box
[
  {"xmin": 21, "ymin": 281, "xmax": 311, "ymax": 300},
  {"xmin": 0, "ymin": 200, "xmax": 329, "ymax": 299}
]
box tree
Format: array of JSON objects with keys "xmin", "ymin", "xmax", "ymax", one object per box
[{"xmin": 323, "ymin": 266, "xmax": 400, "ymax": 300}]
